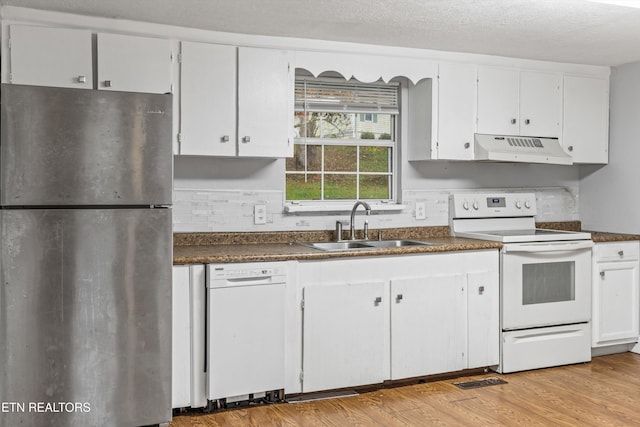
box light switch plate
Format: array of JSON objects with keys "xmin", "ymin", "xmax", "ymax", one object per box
[
  {"xmin": 415, "ymin": 201, "xmax": 426, "ymax": 220},
  {"xmin": 254, "ymin": 204, "xmax": 267, "ymax": 224}
]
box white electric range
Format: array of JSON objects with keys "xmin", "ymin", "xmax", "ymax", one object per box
[{"xmin": 450, "ymin": 193, "xmax": 594, "ymax": 373}]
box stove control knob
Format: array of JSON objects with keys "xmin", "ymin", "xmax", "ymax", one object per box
[
  {"xmin": 462, "ymin": 201, "xmax": 470, "ymax": 210},
  {"xmin": 524, "ymin": 200, "xmax": 532, "ymax": 209},
  {"xmin": 515, "ymin": 200, "xmax": 522, "ymax": 209},
  {"xmin": 472, "ymin": 201, "xmax": 479, "ymax": 210}
]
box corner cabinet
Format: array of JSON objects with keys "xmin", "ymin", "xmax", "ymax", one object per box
[
  {"xmin": 7, "ymin": 24, "xmax": 92, "ymax": 88},
  {"xmin": 295, "ymin": 251, "xmax": 499, "ymax": 394},
  {"xmin": 178, "ymin": 42, "xmax": 294, "ymax": 157},
  {"xmin": 477, "ymin": 66, "xmax": 562, "ymax": 138},
  {"xmin": 562, "ymin": 75, "xmax": 610, "ymax": 164},
  {"xmin": 592, "ymin": 241, "xmax": 640, "ymax": 348}
]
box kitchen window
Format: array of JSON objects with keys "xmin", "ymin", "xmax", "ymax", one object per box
[{"xmin": 286, "ymin": 77, "xmax": 398, "ymax": 203}]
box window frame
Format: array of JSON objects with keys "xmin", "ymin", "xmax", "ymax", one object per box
[{"xmin": 286, "ymin": 76, "xmax": 400, "ymax": 206}]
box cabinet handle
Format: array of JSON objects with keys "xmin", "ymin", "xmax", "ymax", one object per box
[
  {"xmin": 464, "ymin": 142, "xmax": 470, "ymax": 149},
  {"xmin": 242, "ymin": 136, "xmax": 251, "ymax": 143},
  {"xmin": 478, "ymin": 286, "xmax": 485, "ymax": 295},
  {"xmin": 524, "ymin": 119, "xmax": 531, "ymax": 125},
  {"xmin": 220, "ymin": 135, "xmax": 229, "ymax": 143},
  {"xmin": 600, "ymin": 271, "xmax": 605, "ymax": 279},
  {"xmin": 374, "ymin": 296, "xmax": 382, "ymax": 305},
  {"xmin": 618, "ymin": 250, "xmax": 624, "ymax": 257},
  {"xmin": 396, "ymin": 294, "xmax": 403, "ymax": 302},
  {"xmin": 568, "ymin": 146, "xmax": 574, "ymax": 152},
  {"xmin": 103, "ymin": 80, "xmax": 112, "ymax": 88},
  {"xmin": 510, "ymin": 118, "xmax": 517, "ymax": 125},
  {"xmin": 76, "ymin": 75, "xmax": 87, "ymax": 84}
]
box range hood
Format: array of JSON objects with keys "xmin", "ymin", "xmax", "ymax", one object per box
[{"xmin": 474, "ymin": 134, "xmax": 572, "ymax": 165}]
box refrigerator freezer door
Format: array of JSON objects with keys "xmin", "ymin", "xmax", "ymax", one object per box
[
  {"xmin": 0, "ymin": 84, "xmax": 172, "ymax": 206},
  {"xmin": 0, "ymin": 208, "xmax": 172, "ymax": 426}
]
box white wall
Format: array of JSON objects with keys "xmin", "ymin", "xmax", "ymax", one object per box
[{"xmin": 580, "ymin": 61, "xmax": 640, "ymax": 234}]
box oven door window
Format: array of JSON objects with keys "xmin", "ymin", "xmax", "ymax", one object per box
[{"xmin": 522, "ymin": 261, "xmax": 575, "ymax": 305}]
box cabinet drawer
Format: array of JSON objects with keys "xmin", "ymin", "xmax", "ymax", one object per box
[{"xmin": 594, "ymin": 241, "xmax": 639, "ymax": 262}]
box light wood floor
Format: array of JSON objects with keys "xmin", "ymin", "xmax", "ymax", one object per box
[{"xmin": 170, "ymin": 352, "xmax": 640, "ymax": 426}]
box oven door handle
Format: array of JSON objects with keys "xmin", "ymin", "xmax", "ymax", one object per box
[{"xmin": 502, "ymin": 240, "xmax": 594, "ymax": 253}]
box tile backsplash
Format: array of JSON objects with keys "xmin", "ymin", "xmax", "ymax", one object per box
[{"xmin": 173, "ymin": 186, "xmax": 579, "ymax": 232}]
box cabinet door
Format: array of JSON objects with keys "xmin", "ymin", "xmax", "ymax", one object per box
[
  {"xmin": 562, "ymin": 75, "xmax": 609, "ymax": 164},
  {"xmin": 437, "ymin": 62, "xmax": 477, "ymax": 160},
  {"xmin": 8, "ymin": 25, "xmax": 92, "ymax": 89},
  {"xmin": 477, "ymin": 66, "xmax": 519, "ymax": 135},
  {"xmin": 593, "ymin": 261, "xmax": 640, "ymax": 346},
  {"xmin": 179, "ymin": 42, "xmax": 237, "ymax": 156},
  {"xmin": 390, "ymin": 274, "xmax": 466, "ymax": 380},
  {"xmin": 467, "ymin": 271, "xmax": 499, "ymax": 368},
  {"xmin": 302, "ymin": 282, "xmax": 386, "ymax": 392},
  {"xmin": 97, "ymin": 33, "xmax": 172, "ymax": 93},
  {"xmin": 237, "ymin": 47, "xmax": 293, "ymax": 157},
  {"xmin": 520, "ymin": 71, "xmax": 562, "ymax": 138},
  {"xmin": 172, "ymin": 266, "xmax": 191, "ymax": 408}
]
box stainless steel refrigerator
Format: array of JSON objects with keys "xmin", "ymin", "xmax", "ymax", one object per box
[{"xmin": 0, "ymin": 84, "xmax": 173, "ymax": 426}]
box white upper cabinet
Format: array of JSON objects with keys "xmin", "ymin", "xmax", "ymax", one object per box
[
  {"xmin": 477, "ymin": 66, "xmax": 562, "ymax": 138},
  {"xmin": 179, "ymin": 41, "xmax": 236, "ymax": 156},
  {"xmin": 178, "ymin": 43, "xmax": 293, "ymax": 157},
  {"xmin": 237, "ymin": 47, "xmax": 293, "ymax": 157},
  {"xmin": 8, "ymin": 25, "xmax": 92, "ymax": 89},
  {"xmin": 97, "ymin": 33, "xmax": 172, "ymax": 94},
  {"xmin": 436, "ymin": 62, "xmax": 478, "ymax": 160},
  {"xmin": 562, "ymin": 75, "xmax": 610, "ymax": 164}
]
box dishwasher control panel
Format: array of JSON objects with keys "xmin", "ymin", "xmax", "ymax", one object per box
[{"xmin": 207, "ymin": 263, "xmax": 288, "ymax": 286}]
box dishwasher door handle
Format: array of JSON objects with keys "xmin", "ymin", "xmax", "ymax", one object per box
[{"xmin": 216, "ymin": 276, "xmax": 278, "ymax": 287}]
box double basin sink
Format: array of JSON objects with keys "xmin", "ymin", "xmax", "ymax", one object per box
[{"xmin": 299, "ymin": 239, "xmax": 433, "ymax": 252}]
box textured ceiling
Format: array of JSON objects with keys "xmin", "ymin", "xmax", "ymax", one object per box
[{"xmin": 2, "ymin": 0, "xmax": 640, "ymax": 66}]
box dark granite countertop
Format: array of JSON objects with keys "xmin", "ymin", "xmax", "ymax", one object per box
[
  {"xmin": 173, "ymin": 226, "xmax": 501, "ymax": 265},
  {"xmin": 173, "ymin": 221, "xmax": 640, "ymax": 265}
]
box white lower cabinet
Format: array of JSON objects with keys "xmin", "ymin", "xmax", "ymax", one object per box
[
  {"xmin": 171, "ymin": 264, "xmax": 207, "ymax": 409},
  {"xmin": 295, "ymin": 251, "xmax": 498, "ymax": 394},
  {"xmin": 302, "ymin": 282, "xmax": 386, "ymax": 392},
  {"xmin": 390, "ymin": 274, "xmax": 466, "ymax": 379},
  {"xmin": 592, "ymin": 241, "xmax": 640, "ymax": 347}
]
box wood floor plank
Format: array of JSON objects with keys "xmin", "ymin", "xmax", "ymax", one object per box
[{"xmin": 171, "ymin": 353, "xmax": 640, "ymax": 426}]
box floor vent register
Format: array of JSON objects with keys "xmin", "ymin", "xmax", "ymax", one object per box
[{"xmin": 453, "ymin": 377, "xmax": 508, "ymax": 390}]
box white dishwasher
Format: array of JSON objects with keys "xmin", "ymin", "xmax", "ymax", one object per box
[{"xmin": 207, "ymin": 262, "xmax": 287, "ymax": 406}]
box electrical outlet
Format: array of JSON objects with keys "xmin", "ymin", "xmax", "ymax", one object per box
[
  {"xmin": 415, "ymin": 201, "xmax": 426, "ymax": 220},
  {"xmin": 254, "ymin": 204, "xmax": 267, "ymax": 225}
]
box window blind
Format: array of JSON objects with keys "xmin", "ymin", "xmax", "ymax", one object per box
[{"xmin": 295, "ymin": 78, "xmax": 399, "ymax": 114}]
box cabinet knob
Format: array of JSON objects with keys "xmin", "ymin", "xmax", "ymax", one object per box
[
  {"xmin": 568, "ymin": 146, "xmax": 574, "ymax": 152},
  {"xmin": 374, "ymin": 296, "xmax": 382, "ymax": 305},
  {"xmin": 76, "ymin": 75, "xmax": 87, "ymax": 84},
  {"xmin": 510, "ymin": 118, "xmax": 517, "ymax": 125},
  {"xmin": 464, "ymin": 142, "xmax": 470, "ymax": 149},
  {"xmin": 220, "ymin": 135, "xmax": 229, "ymax": 143},
  {"xmin": 524, "ymin": 119, "xmax": 531, "ymax": 125},
  {"xmin": 242, "ymin": 136, "xmax": 251, "ymax": 143},
  {"xmin": 618, "ymin": 250, "xmax": 624, "ymax": 257},
  {"xmin": 478, "ymin": 286, "xmax": 485, "ymax": 295},
  {"xmin": 396, "ymin": 294, "xmax": 403, "ymax": 302},
  {"xmin": 600, "ymin": 271, "xmax": 605, "ymax": 279},
  {"xmin": 103, "ymin": 80, "xmax": 112, "ymax": 88}
]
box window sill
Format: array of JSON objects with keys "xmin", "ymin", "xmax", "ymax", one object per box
[{"xmin": 284, "ymin": 202, "xmax": 406, "ymax": 214}]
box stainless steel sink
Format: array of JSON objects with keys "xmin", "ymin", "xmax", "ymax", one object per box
[
  {"xmin": 298, "ymin": 239, "xmax": 433, "ymax": 252},
  {"xmin": 365, "ymin": 239, "xmax": 433, "ymax": 248},
  {"xmin": 298, "ymin": 241, "xmax": 374, "ymax": 251}
]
